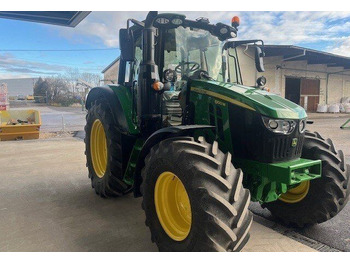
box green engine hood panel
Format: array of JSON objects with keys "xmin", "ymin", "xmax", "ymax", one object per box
[{"xmin": 191, "ymin": 80, "xmax": 307, "ymax": 119}]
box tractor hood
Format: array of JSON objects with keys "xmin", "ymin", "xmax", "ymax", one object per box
[{"xmin": 191, "ymin": 80, "xmax": 307, "ymax": 119}]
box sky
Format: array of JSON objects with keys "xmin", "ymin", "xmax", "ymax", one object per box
[{"xmin": 1, "ymin": 11, "xmax": 350, "ymax": 80}]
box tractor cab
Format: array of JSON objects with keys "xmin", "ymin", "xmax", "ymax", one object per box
[
  {"xmin": 120, "ymin": 12, "xmax": 265, "ymax": 128},
  {"xmin": 162, "ymin": 26, "xmax": 224, "ymax": 83},
  {"xmin": 160, "ymin": 25, "xmax": 227, "ymax": 125}
]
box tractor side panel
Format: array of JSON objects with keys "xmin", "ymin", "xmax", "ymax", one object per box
[
  {"xmin": 189, "ymin": 88, "xmax": 233, "ymax": 153},
  {"xmin": 109, "ymin": 84, "xmax": 139, "ymax": 135},
  {"xmin": 189, "ymin": 79, "xmax": 307, "ymax": 120}
]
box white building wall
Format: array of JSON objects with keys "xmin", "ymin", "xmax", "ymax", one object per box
[
  {"xmin": 237, "ymin": 46, "xmax": 350, "ymax": 105},
  {"xmin": 345, "ymin": 81, "xmax": 350, "ymax": 98}
]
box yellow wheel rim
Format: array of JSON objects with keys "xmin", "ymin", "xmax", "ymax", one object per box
[
  {"xmin": 154, "ymin": 171, "xmax": 192, "ymax": 241},
  {"xmin": 90, "ymin": 119, "xmax": 108, "ymax": 178},
  {"xmin": 279, "ymin": 181, "xmax": 310, "ymax": 204}
]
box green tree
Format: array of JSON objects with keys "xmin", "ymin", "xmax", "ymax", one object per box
[{"xmin": 33, "ymin": 77, "xmax": 49, "ymax": 103}]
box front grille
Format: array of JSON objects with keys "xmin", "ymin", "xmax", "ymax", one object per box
[
  {"xmin": 273, "ymin": 137, "xmax": 289, "ymax": 159},
  {"xmin": 272, "ymin": 135, "xmax": 304, "ymax": 161},
  {"xmin": 228, "ymin": 104, "xmax": 304, "ymax": 163}
]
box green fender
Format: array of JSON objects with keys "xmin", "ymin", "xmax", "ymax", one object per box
[{"xmin": 86, "ymin": 85, "xmax": 139, "ymax": 135}]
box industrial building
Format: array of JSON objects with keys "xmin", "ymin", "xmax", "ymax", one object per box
[{"xmin": 0, "ymin": 78, "xmax": 39, "ymax": 97}]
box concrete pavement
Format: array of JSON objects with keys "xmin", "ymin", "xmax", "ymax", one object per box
[{"xmin": 0, "ymin": 137, "xmax": 316, "ymax": 252}]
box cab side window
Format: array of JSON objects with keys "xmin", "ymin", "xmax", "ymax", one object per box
[{"xmin": 132, "ymin": 45, "xmax": 142, "ymax": 82}]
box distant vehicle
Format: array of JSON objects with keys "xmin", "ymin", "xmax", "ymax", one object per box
[
  {"xmin": 17, "ymin": 95, "xmax": 26, "ymax": 100},
  {"xmin": 26, "ymin": 95, "xmax": 34, "ymax": 100}
]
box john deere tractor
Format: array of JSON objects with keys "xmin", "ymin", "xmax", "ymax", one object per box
[{"xmin": 84, "ymin": 12, "xmax": 350, "ymax": 251}]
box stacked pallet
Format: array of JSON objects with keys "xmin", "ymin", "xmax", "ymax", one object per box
[{"xmin": 0, "ymin": 83, "xmax": 9, "ymax": 111}]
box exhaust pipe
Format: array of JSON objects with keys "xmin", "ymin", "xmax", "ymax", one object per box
[{"xmin": 137, "ymin": 11, "xmax": 162, "ymax": 136}]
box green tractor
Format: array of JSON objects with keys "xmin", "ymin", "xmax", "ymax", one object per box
[{"xmin": 84, "ymin": 11, "xmax": 350, "ymax": 251}]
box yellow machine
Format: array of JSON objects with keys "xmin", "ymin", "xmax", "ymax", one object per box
[
  {"xmin": 26, "ymin": 95, "xmax": 35, "ymax": 100},
  {"xmin": 0, "ymin": 110, "xmax": 41, "ymax": 141}
]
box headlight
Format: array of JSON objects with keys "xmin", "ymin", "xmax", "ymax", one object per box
[
  {"xmin": 299, "ymin": 119, "xmax": 306, "ymax": 133},
  {"xmin": 262, "ymin": 116, "xmax": 296, "ymax": 135}
]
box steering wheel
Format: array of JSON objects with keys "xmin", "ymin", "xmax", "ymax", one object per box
[{"xmin": 175, "ymin": 62, "xmax": 200, "ymax": 74}]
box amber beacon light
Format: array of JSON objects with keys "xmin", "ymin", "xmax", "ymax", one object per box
[{"xmin": 231, "ymin": 16, "xmax": 240, "ymax": 27}]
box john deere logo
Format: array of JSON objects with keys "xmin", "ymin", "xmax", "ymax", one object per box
[{"xmin": 291, "ymin": 138, "xmax": 298, "ymax": 147}]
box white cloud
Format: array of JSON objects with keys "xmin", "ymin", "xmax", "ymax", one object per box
[
  {"xmin": 0, "ymin": 53, "xmax": 68, "ymax": 76},
  {"xmin": 54, "ymin": 11, "xmax": 350, "ymax": 50},
  {"xmin": 328, "ymin": 36, "xmax": 350, "ymax": 56},
  {"xmin": 56, "ymin": 11, "xmax": 148, "ymax": 47},
  {"xmin": 237, "ymin": 11, "xmax": 350, "ymax": 45},
  {"xmin": 55, "ymin": 11, "xmax": 241, "ymax": 48}
]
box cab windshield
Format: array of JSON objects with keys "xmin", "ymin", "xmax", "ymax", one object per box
[{"xmin": 163, "ymin": 26, "xmax": 224, "ymax": 82}]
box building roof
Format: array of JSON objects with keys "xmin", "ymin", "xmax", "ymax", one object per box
[
  {"xmin": 101, "ymin": 57, "xmax": 120, "ymax": 73},
  {"xmin": 264, "ymin": 45, "xmax": 350, "ymax": 69},
  {"xmin": 0, "ymin": 11, "xmax": 90, "ymax": 27}
]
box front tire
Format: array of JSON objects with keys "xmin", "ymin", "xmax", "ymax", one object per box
[
  {"xmin": 141, "ymin": 136, "xmax": 253, "ymax": 252},
  {"xmin": 264, "ymin": 131, "xmax": 350, "ymax": 227},
  {"xmin": 85, "ymin": 99, "xmax": 132, "ymax": 197}
]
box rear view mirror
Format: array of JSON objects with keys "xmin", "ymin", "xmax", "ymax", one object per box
[
  {"xmin": 119, "ymin": 29, "xmax": 135, "ymax": 61},
  {"xmin": 255, "ymin": 46, "xmax": 265, "ymax": 72}
]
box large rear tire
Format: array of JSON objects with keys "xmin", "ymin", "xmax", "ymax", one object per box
[
  {"xmin": 141, "ymin": 136, "xmax": 253, "ymax": 252},
  {"xmin": 264, "ymin": 131, "xmax": 350, "ymax": 227},
  {"xmin": 85, "ymin": 99, "xmax": 132, "ymax": 197}
]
